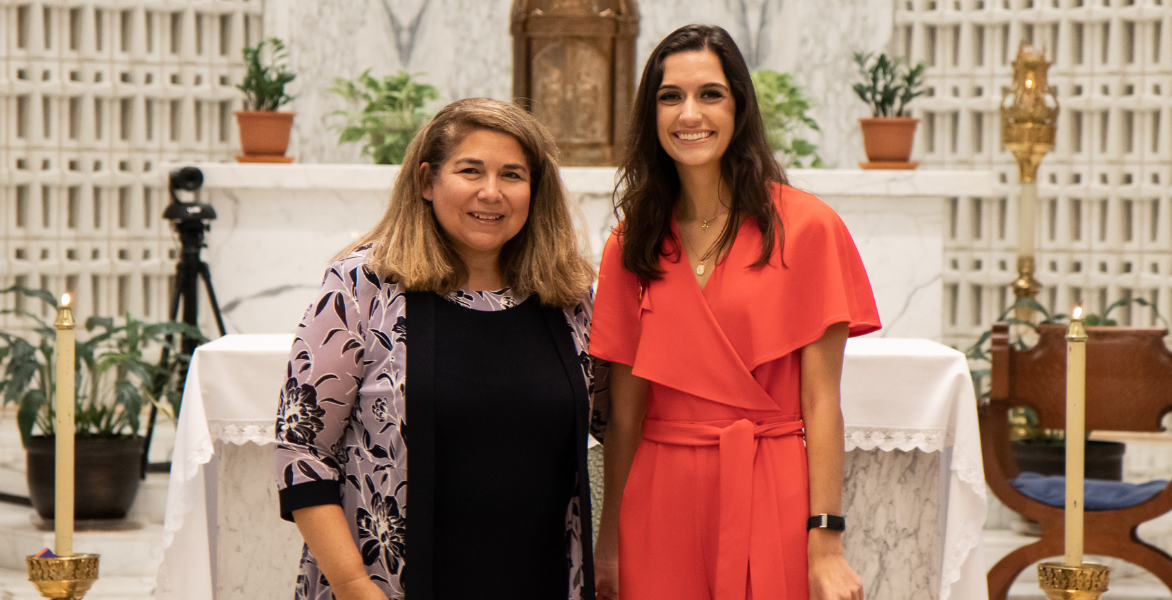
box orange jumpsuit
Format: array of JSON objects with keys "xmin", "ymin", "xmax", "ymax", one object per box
[{"xmin": 589, "ymin": 185, "xmax": 881, "ymax": 600}]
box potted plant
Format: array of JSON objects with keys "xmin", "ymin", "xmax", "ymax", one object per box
[
  {"xmin": 235, "ymin": 38, "xmax": 297, "ymax": 163},
  {"xmin": 852, "ymin": 51, "xmax": 926, "ymax": 169},
  {"xmin": 0, "ymin": 287, "xmax": 202, "ymax": 521},
  {"xmin": 328, "ymin": 70, "xmax": 438, "ymax": 164},
  {"xmin": 751, "ymin": 69, "xmax": 825, "ymax": 169}
]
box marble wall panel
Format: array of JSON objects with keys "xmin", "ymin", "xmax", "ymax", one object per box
[
  {"xmin": 214, "ymin": 442, "xmax": 303, "ymax": 600},
  {"xmin": 262, "ymin": 0, "xmax": 515, "ymax": 164},
  {"xmin": 820, "ymin": 194, "xmax": 944, "ymax": 340},
  {"xmin": 843, "ymin": 448, "xmax": 942, "ymax": 600},
  {"xmin": 203, "ymin": 187, "xmax": 387, "ymax": 335},
  {"xmin": 261, "ymin": 0, "xmax": 898, "ymax": 167}
]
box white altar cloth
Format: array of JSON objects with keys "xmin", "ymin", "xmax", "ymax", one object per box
[{"xmin": 157, "ymin": 335, "xmax": 986, "ymax": 600}]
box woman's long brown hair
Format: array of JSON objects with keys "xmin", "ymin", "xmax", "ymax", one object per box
[{"xmin": 615, "ymin": 24, "xmax": 786, "ymax": 280}]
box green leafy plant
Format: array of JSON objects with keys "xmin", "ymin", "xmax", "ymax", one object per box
[
  {"xmin": 329, "ymin": 70, "xmax": 439, "ymax": 165},
  {"xmin": 964, "ymin": 295, "xmax": 1163, "ymax": 443},
  {"xmin": 237, "ymin": 38, "xmax": 296, "ymax": 111},
  {"xmin": 0, "ymin": 286, "xmax": 205, "ymax": 446},
  {"xmin": 751, "ymin": 70, "xmax": 825, "ymax": 168},
  {"xmin": 852, "ymin": 52, "xmax": 927, "ymax": 117}
]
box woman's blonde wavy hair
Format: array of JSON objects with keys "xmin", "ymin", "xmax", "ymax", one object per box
[{"xmin": 338, "ymin": 97, "xmax": 594, "ymax": 308}]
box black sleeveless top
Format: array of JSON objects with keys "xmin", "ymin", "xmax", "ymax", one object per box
[{"xmin": 431, "ymin": 294, "xmax": 577, "ymax": 598}]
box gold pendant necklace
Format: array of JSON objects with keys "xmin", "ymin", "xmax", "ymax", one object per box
[{"xmin": 681, "ymin": 229, "xmax": 716, "ymax": 277}]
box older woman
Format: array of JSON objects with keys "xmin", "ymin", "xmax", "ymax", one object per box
[
  {"xmin": 591, "ymin": 25, "xmax": 879, "ymax": 600},
  {"xmin": 275, "ymin": 98, "xmax": 598, "ymax": 600}
]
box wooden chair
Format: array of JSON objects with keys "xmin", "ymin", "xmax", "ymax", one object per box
[{"xmin": 982, "ymin": 322, "xmax": 1172, "ymax": 600}]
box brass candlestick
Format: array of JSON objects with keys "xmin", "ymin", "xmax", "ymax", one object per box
[
  {"xmin": 26, "ymin": 553, "xmax": 99, "ymax": 600},
  {"xmin": 1001, "ymin": 43, "xmax": 1059, "ymax": 320},
  {"xmin": 1038, "ymin": 562, "xmax": 1109, "ymax": 600}
]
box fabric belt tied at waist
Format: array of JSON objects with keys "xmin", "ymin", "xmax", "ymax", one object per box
[{"xmin": 642, "ymin": 416, "xmax": 805, "ymax": 600}]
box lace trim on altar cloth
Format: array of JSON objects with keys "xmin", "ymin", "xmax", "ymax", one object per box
[
  {"xmin": 208, "ymin": 420, "xmax": 277, "ymax": 445},
  {"xmin": 843, "ymin": 425, "xmax": 951, "ymax": 452}
]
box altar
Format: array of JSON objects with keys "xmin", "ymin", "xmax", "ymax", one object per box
[{"xmin": 156, "ymin": 334, "xmax": 987, "ymax": 600}]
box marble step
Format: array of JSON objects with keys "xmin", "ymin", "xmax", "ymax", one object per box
[
  {"xmin": 0, "ymin": 503, "xmax": 161, "ymax": 577},
  {"xmin": 0, "ymin": 567, "xmax": 155, "ymax": 600},
  {"xmin": 985, "ymin": 529, "xmax": 1172, "ymax": 600},
  {"xmin": 0, "ymin": 466, "xmax": 27, "ymax": 502},
  {"xmin": 0, "ymin": 472, "xmax": 169, "ymax": 527}
]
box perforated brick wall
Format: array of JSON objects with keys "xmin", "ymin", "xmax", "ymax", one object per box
[
  {"xmin": 897, "ymin": 0, "xmax": 1172, "ymax": 349},
  {"xmin": 1, "ymin": 0, "xmax": 261, "ymax": 329}
]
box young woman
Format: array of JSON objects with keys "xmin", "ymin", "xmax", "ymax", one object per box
[
  {"xmin": 590, "ymin": 25, "xmax": 880, "ymax": 600},
  {"xmin": 275, "ymin": 98, "xmax": 598, "ymax": 600}
]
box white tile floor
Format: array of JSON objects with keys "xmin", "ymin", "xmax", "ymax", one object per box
[{"xmin": 0, "ymin": 512, "xmax": 1168, "ymax": 600}]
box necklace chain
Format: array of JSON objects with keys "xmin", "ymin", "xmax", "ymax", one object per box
[
  {"xmin": 680, "ymin": 228, "xmax": 719, "ymax": 277},
  {"xmin": 697, "ymin": 206, "xmax": 729, "ymax": 230},
  {"xmin": 680, "ymin": 203, "xmax": 729, "ymax": 276}
]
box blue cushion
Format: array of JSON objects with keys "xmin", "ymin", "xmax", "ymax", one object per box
[{"xmin": 1011, "ymin": 472, "xmax": 1169, "ymax": 511}]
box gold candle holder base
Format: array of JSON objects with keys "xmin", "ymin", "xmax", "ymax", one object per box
[
  {"xmin": 1038, "ymin": 562, "xmax": 1109, "ymax": 600},
  {"xmin": 26, "ymin": 553, "xmax": 100, "ymax": 600}
]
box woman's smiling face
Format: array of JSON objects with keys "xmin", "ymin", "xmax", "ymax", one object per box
[
  {"xmin": 421, "ymin": 128, "xmax": 532, "ymax": 267},
  {"xmin": 656, "ymin": 50, "xmax": 737, "ymax": 171}
]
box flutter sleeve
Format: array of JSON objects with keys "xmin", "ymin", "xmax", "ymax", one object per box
[
  {"xmin": 767, "ymin": 185, "xmax": 881, "ymax": 352},
  {"xmin": 588, "ymin": 228, "xmax": 644, "ymax": 367},
  {"xmin": 274, "ymin": 253, "xmax": 379, "ymax": 522}
]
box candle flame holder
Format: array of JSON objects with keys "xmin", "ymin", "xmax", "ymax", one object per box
[
  {"xmin": 1001, "ymin": 43, "xmax": 1059, "ymax": 185},
  {"xmin": 26, "ymin": 554, "xmax": 99, "ymax": 600},
  {"xmin": 1002, "ymin": 42, "xmax": 1059, "ymax": 316},
  {"xmin": 1038, "ymin": 562, "xmax": 1109, "ymax": 600}
]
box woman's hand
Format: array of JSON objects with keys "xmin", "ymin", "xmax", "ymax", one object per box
[
  {"xmin": 594, "ymin": 536, "xmax": 620, "ymax": 600},
  {"xmin": 808, "ymin": 530, "xmax": 863, "ymax": 600},
  {"xmin": 330, "ymin": 575, "xmax": 389, "ymax": 600}
]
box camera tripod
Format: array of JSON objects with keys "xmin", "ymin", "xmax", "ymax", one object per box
[{"xmin": 141, "ymin": 167, "xmax": 227, "ymax": 475}]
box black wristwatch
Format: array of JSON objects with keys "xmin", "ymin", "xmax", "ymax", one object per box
[{"xmin": 807, "ymin": 514, "xmax": 845, "ymax": 531}]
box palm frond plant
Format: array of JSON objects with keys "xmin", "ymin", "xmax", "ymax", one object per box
[
  {"xmin": 329, "ymin": 70, "xmax": 439, "ymax": 165},
  {"xmin": 0, "ymin": 286, "xmax": 205, "ymax": 447},
  {"xmin": 751, "ymin": 70, "xmax": 825, "ymax": 168}
]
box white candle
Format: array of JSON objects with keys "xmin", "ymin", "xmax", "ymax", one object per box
[
  {"xmin": 1065, "ymin": 306, "xmax": 1087, "ymax": 567},
  {"xmin": 54, "ymin": 293, "xmax": 75, "ymax": 557},
  {"xmin": 1018, "ymin": 181, "xmax": 1038, "ymax": 258}
]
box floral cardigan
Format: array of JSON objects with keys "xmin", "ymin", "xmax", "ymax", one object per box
[{"xmin": 274, "ymin": 250, "xmax": 598, "ymax": 600}]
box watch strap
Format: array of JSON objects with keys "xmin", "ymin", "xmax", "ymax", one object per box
[{"xmin": 806, "ymin": 514, "xmax": 845, "ymax": 531}]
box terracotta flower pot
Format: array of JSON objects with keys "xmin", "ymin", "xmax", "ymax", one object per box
[
  {"xmin": 858, "ymin": 117, "xmax": 920, "ymax": 168},
  {"xmin": 235, "ymin": 111, "xmax": 295, "ymax": 163}
]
